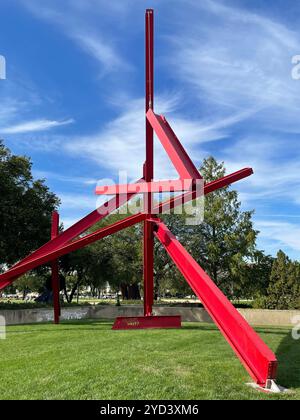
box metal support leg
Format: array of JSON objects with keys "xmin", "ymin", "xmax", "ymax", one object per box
[
  {"xmin": 143, "ymin": 220, "xmax": 154, "ymax": 316},
  {"xmin": 51, "ymin": 211, "xmax": 60, "ymax": 324},
  {"xmin": 143, "ymin": 9, "xmax": 154, "ymax": 317}
]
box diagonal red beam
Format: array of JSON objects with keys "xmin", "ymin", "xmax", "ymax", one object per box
[
  {"xmin": 0, "ymin": 213, "xmax": 147, "ymax": 289},
  {"xmin": 146, "ymin": 109, "xmax": 202, "ymax": 180},
  {"xmin": 95, "ymin": 179, "xmax": 194, "ymax": 195},
  {"xmin": 11, "ymin": 179, "xmax": 143, "ymax": 271},
  {"xmin": 154, "ymin": 220, "xmax": 277, "ymax": 387},
  {"xmin": 153, "ymin": 167, "xmax": 253, "ymax": 214}
]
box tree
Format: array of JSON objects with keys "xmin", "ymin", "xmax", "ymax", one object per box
[
  {"xmin": 105, "ymin": 215, "xmax": 142, "ymax": 300},
  {"xmin": 256, "ymin": 250, "xmax": 300, "ymax": 309},
  {"xmin": 183, "ymin": 157, "xmax": 258, "ymax": 297},
  {"xmin": 154, "ymin": 212, "xmax": 191, "ymax": 299},
  {"xmin": 60, "ymin": 247, "xmax": 107, "ymax": 303},
  {"xmin": 230, "ymin": 251, "xmax": 274, "ymax": 300},
  {"xmin": 0, "ymin": 140, "xmax": 60, "ymax": 266},
  {"xmin": 14, "ymin": 274, "xmax": 45, "ymax": 300}
]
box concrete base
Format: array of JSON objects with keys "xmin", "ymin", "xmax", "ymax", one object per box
[
  {"xmin": 246, "ymin": 380, "xmax": 289, "ymax": 394},
  {"xmin": 112, "ymin": 315, "xmax": 182, "ymax": 330}
]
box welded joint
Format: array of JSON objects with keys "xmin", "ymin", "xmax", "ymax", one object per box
[{"xmin": 147, "ymin": 217, "xmax": 161, "ymax": 233}]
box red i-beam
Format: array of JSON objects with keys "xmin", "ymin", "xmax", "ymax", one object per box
[
  {"xmin": 154, "ymin": 220, "xmax": 278, "ymax": 387},
  {"xmin": 143, "ymin": 9, "xmax": 155, "ymax": 317},
  {"xmin": 113, "ymin": 9, "xmax": 181, "ymax": 329}
]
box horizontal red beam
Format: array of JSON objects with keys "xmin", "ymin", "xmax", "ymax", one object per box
[
  {"xmin": 154, "ymin": 220, "xmax": 277, "ymax": 387},
  {"xmin": 96, "ymin": 179, "xmax": 194, "ymax": 195},
  {"xmin": 146, "ymin": 109, "xmax": 202, "ymax": 180},
  {"xmin": 153, "ymin": 167, "xmax": 253, "ymax": 214},
  {"xmin": 0, "ymin": 213, "xmax": 147, "ymax": 289}
]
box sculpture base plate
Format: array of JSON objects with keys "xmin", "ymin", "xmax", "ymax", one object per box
[
  {"xmin": 112, "ymin": 315, "xmax": 181, "ymax": 330},
  {"xmin": 246, "ymin": 381, "xmax": 289, "ymax": 394}
]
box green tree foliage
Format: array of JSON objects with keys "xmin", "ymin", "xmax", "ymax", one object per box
[
  {"xmin": 0, "ymin": 140, "xmax": 59, "ymax": 266},
  {"xmin": 14, "ymin": 274, "xmax": 45, "ymax": 300},
  {"xmin": 231, "ymin": 251, "xmax": 274, "ymax": 300},
  {"xmin": 155, "ymin": 212, "xmax": 191, "ymax": 298},
  {"xmin": 255, "ymin": 250, "xmax": 300, "ymax": 309},
  {"xmin": 163, "ymin": 157, "xmax": 258, "ymax": 298},
  {"xmin": 91, "ymin": 212, "xmax": 142, "ymax": 300},
  {"xmin": 60, "ymin": 246, "xmax": 110, "ymax": 303}
]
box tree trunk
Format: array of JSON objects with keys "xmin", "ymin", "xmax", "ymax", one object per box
[
  {"xmin": 121, "ymin": 283, "xmax": 129, "ymax": 300},
  {"xmin": 69, "ymin": 281, "xmax": 80, "ymax": 303},
  {"xmin": 63, "ymin": 286, "xmax": 70, "ymax": 303}
]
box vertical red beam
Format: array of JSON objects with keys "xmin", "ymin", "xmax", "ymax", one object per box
[
  {"xmin": 143, "ymin": 9, "xmax": 154, "ymax": 316},
  {"xmin": 51, "ymin": 211, "xmax": 60, "ymax": 324}
]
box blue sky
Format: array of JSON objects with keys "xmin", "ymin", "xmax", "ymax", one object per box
[{"xmin": 1, "ymin": 0, "xmax": 300, "ymax": 258}]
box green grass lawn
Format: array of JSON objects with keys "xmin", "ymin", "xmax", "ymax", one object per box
[{"xmin": 0, "ymin": 320, "xmax": 299, "ymax": 400}]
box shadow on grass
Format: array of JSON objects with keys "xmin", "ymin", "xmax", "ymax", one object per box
[
  {"xmin": 7, "ymin": 319, "xmax": 220, "ymax": 335},
  {"xmin": 255, "ymin": 327, "xmax": 291, "ymax": 337},
  {"xmin": 58, "ymin": 321, "xmax": 218, "ymax": 333},
  {"xmin": 6, "ymin": 319, "xmax": 113, "ymax": 334},
  {"xmin": 53, "ymin": 319, "xmax": 218, "ymax": 332},
  {"xmin": 275, "ymin": 329, "xmax": 300, "ymax": 389},
  {"xmin": 180, "ymin": 324, "xmax": 217, "ymax": 332}
]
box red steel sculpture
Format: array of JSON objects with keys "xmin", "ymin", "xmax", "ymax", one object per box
[{"xmin": 0, "ymin": 10, "xmax": 278, "ymax": 390}]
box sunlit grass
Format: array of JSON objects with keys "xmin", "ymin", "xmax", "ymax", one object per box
[{"xmin": 0, "ymin": 320, "xmax": 299, "ymax": 400}]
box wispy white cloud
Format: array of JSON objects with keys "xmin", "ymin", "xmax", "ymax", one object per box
[
  {"xmin": 256, "ymin": 220, "xmax": 300, "ymax": 254},
  {"xmin": 1, "ymin": 118, "xmax": 74, "ymax": 134},
  {"xmin": 73, "ymin": 33, "xmax": 132, "ymax": 73},
  {"xmin": 62, "ymin": 94, "xmax": 248, "ymax": 181},
  {"xmin": 170, "ymin": 0, "xmax": 300, "ymax": 131},
  {"xmin": 32, "ymin": 169, "xmax": 98, "ymax": 186},
  {"xmin": 221, "ymin": 135, "xmax": 300, "ymax": 209},
  {"xmin": 0, "ymin": 99, "xmax": 22, "ymax": 123},
  {"xmin": 58, "ymin": 192, "xmax": 98, "ymax": 211},
  {"xmin": 19, "ymin": 0, "xmax": 132, "ymax": 74}
]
